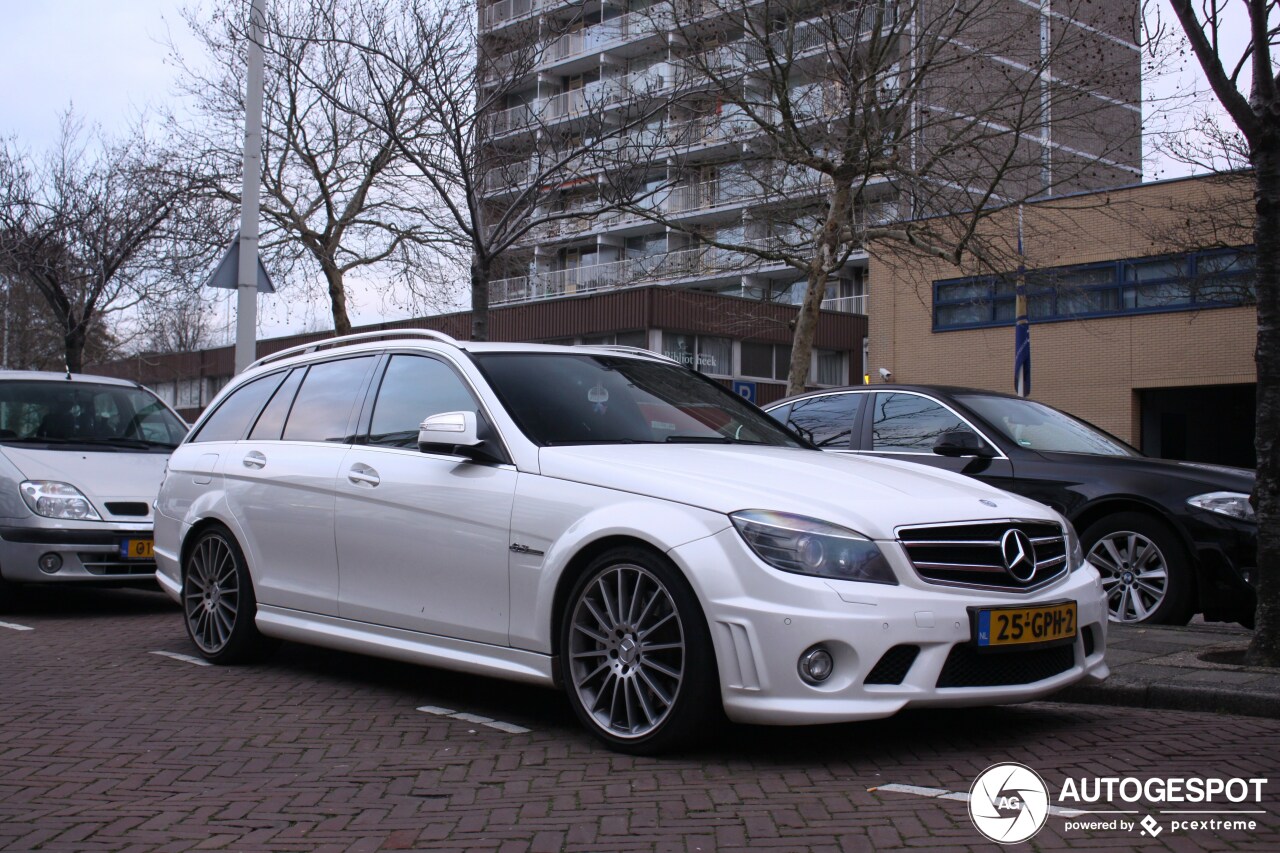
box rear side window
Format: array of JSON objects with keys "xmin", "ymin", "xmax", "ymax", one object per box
[
  {"xmin": 368, "ymin": 355, "xmax": 479, "ymax": 448},
  {"xmin": 248, "ymin": 368, "xmax": 304, "ymax": 440},
  {"xmin": 190, "ymin": 373, "xmax": 286, "ymax": 443},
  {"xmin": 281, "ymin": 356, "xmax": 376, "ymax": 443},
  {"xmin": 787, "ymin": 394, "xmax": 861, "ymax": 449}
]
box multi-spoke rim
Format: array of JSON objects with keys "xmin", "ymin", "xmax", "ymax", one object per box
[
  {"xmin": 568, "ymin": 564, "xmax": 685, "ymax": 740},
  {"xmin": 1089, "ymin": 531, "xmax": 1169, "ymax": 623},
  {"xmin": 184, "ymin": 534, "xmax": 241, "ymax": 654}
]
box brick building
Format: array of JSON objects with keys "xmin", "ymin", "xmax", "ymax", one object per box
[{"xmin": 867, "ymin": 172, "xmax": 1257, "ymax": 467}]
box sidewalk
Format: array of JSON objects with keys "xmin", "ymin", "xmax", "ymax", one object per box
[{"xmin": 1053, "ymin": 620, "xmax": 1280, "ymax": 718}]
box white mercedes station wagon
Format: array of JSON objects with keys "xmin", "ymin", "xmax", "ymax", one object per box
[{"xmin": 155, "ymin": 331, "xmax": 1109, "ymax": 753}]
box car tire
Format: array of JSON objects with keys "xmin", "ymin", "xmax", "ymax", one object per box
[
  {"xmin": 1082, "ymin": 512, "xmax": 1195, "ymax": 625},
  {"xmin": 182, "ymin": 526, "xmax": 276, "ymax": 664},
  {"xmin": 560, "ymin": 547, "xmax": 719, "ymax": 754}
]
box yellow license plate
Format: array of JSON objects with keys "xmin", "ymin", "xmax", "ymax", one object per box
[
  {"xmin": 120, "ymin": 538, "xmax": 154, "ymax": 560},
  {"xmin": 975, "ymin": 602, "xmax": 1077, "ymax": 648}
]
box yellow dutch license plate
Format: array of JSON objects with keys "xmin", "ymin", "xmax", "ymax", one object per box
[
  {"xmin": 975, "ymin": 601, "xmax": 1077, "ymax": 649},
  {"xmin": 120, "ymin": 538, "xmax": 154, "ymax": 560}
]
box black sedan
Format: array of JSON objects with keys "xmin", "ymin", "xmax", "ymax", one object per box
[{"xmin": 764, "ymin": 385, "xmax": 1257, "ymax": 626}]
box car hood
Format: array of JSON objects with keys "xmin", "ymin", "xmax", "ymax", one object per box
[
  {"xmin": 1035, "ymin": 451, "xmax": 1256, "ymax": 492},
  {"xmin": 1, "ymin": 446, "xmax": 169, "ymax": 502},
  {"xmin": 538, "ymin": 444, "xmax": 1061, "ymax": 540}
]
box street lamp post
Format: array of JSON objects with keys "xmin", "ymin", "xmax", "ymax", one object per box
[{"xmin": 235, "ymin": 0, "xmax": 266, "ymax": 373}]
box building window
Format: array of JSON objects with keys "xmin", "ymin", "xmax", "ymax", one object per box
[
  {"xmin": 741, "ymin": 342, "xmax": 792, "ymax": 381},
  {"xmin": 580, "ymin": 331, "xmax": 647, "ymax": 348},
  {"xmin": 662, "ymin": 333, "xmax": 731, "ymax": 376},
  {"xmin": 815, "ymin": 349, "xmax": 845, "ymax": 385},
  {"xmin": 932, "ymin": 246, "xmax": 1256, "ymax": 331}
]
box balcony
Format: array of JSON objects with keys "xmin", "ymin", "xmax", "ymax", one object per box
[
  {"xmin": 490, "ymin": 244, "xmax": 756, "ymax": 305},
  {"xmin": 820, "ymin": 294, "xmax": 867, "ymax": 314},
  {"xmin": 546, "ymin": 12, "xmax": 661, "ymax": 64}
]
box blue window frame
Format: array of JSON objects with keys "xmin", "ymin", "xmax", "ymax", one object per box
[{"xmin": 932, "ymin": 247, "xmax": 1255, "ymax": 331}]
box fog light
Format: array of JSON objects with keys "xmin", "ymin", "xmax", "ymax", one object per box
[
  {"xmin": 39, "ymin": 553, "xmax": 63, "ymax": 574},
  {"xmin": 798, "ymin": 646, "xmax": 834, "ymax": 684}
]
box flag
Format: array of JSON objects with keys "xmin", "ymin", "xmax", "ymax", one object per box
[{"xmin": 1014, "ymin": 206, "xmax": 1031, "ymax": 397}]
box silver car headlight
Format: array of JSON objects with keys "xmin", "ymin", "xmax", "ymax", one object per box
[
  {"xmin": 730, "ymin": 510, "xmax": 897, "ymax": 585},
  {"xmin": 1187, "ymin": 491, "xmax": 1255, "ymax": 522},
  {"xmin": 20, "ymin": 481, "xmax": 102, "ymax": 521}
]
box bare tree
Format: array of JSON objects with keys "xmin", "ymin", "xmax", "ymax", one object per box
[
  {"xmin": 303, "ymin": 0, "xmax": 679, "ymax": 340},
  {"xmin": 174, "ymin": 0, "xmax": 454, "ymax": 335},
  {"xmin": 585, "ymin": 0, "xmax": 1142, "ymax": 393},
  {"xmin": 0, "ymin": 116, "xmax": 202, "ymax": 373},
  {"xmin": 1153, "ymin": 0, "xmax": 1280, "ymax": 665}
]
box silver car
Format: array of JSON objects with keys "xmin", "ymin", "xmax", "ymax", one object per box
[{"xmin": 0, "ymin": 371, "xmax": 187, "ymax": 602}]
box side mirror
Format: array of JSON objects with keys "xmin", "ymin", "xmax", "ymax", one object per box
[
  {"xmin": 418, "ymin": 410, "xmax": 485, "ymax": 456},
  {"xmin": 933, "ymin": 429, "xmax": 996, "ymax": 458}
]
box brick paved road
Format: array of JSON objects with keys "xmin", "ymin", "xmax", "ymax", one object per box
[{"xmin": 1, "ymin": 587, "xmax": 1277, "ymax": 852}]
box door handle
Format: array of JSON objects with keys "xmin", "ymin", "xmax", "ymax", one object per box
[
  {"xmin": 242, "ymin": 451, "xmax": 266, "ymax": 470},
  {"xmin": 347, "ymin": 464, "xmax": 380, "ymax": 486}
]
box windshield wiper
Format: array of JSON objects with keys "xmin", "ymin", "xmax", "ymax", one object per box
[
  {"xmin": 664, "ymin": 435, "xmax": 768, "ymax": 445},
  {"xmin": 0, "ymin": 435, "xmax": 76, "ymax": 444}
]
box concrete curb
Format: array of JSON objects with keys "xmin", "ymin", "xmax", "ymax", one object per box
[{"xmin": 1054, "ymin": 679, "xmax": 1280, "ymax": 719}]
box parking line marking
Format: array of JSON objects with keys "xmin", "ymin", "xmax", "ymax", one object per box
[
  {"xmin": 872, "ymin": 783, "xmax": 1087, "ymax": 818},
  {"xmin": 150, "ymin": 650, "xmax": 212, "ymax": 667},
  {"xmin": 417, "ymin": 705, "xmax": 531, "ymax": 734},
  {"xmin": 0, "ymin": 621, "xmax": 34, "ymax": 631}
]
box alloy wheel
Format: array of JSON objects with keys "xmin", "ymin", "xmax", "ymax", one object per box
[
  {"xmin": 567, "ymin": 564, "xmax": 686, "ymax": 740},
  {"xmin": 1089, "ymin": 531, "xmax": 1169, "ymax": 623},
  {"xmin": 184, "ymin": 533, "xmax": 241, "ymax": 654}
]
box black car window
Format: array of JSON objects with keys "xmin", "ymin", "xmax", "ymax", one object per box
[
  {"xmin": 871, "ymin": 392, "xmax": 975, "ymax": 453},
  {"xmin": 190, "ymin": 373, "xmax": 286, "ymax": 443},
  {"xmin": 248, "ymin": 368, "xmax": 304, "ymax": 441},
  {"xmin": 785, "ymin": 394, "xmax": 861, "ymax": 449},
  {"xmin": 281, "ymin": 356, "xmax": 377, "ymax": 443},
  {"xmin": 368, "ymin": 355, "xmax": 479, "ymax": 448}
]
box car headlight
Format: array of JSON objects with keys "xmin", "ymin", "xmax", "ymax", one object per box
[
  {"xmin": 1187, "ymin": 491, "xmax": 1255, "ymax": 522},
  {"xmin": 20, "ymin": 481, "xmax": 102, "ymax": 521},
  {"xmin": 730, "ymin": 510, "xmax": 897, "ymax": 584}
]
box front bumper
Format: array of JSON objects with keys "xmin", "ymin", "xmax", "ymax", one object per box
[
  {"xmin": 669, "ymin": 528, "xmax": 1110, "ymax": 725},
  {"xmin": 1185, "ymin": 511, "xmax": 1257, "ymax": 623},
  {"xmin": 0, "ymin": 523, "xmax": 157, "ymax": 584}
]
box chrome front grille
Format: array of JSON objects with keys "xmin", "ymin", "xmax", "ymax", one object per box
[{"xmin": 897, "ymin": 520, "xmax": 1069, "ymax": 591}]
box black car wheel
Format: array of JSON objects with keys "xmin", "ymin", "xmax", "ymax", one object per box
[
  {"xmin": 182, "ymin": 526, "xmax": 276, "ymax": 664},
  {"xmin": 560, "ymin": 547, "xmax": 718, "ymax": 754},
  {"xmin": 1083, "ymin": 513, "xmax": 1194, "ymax": 625}
]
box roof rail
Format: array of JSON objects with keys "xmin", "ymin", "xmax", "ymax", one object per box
[
  {"xmin": 248, "ymin": 329, "xmax": 463, "ymax": 371},
  {"xmin": 592, "ymin": 345, "xmax": 680, "ymax": 365}
]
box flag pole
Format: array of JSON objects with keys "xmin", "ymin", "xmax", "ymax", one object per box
[{"xmin": 1014, "ymin": 204, "xmax": 1031, "ymax": 397}]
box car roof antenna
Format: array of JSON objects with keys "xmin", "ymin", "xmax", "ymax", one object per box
[{"xmin": 65, "ymin": 363, "xmax": 72, "ymax": 380}]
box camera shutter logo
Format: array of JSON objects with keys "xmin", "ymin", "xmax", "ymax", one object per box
[{"xmin": 969, "ymin": 762, "xmax": 1051, "ymax": 843}]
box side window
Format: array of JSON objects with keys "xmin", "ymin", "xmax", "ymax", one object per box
[
  {"xmin": 787, "ymin": 393, "xmax": 861, "ymax": 449},
  {"xmin": 248, "ymin": 368, "xmax": 304, "ymax": 440},
  {"xmin": 368, "ymin": 355, "xmax": 479, "ymax": 448},
  {"xmin": 281, "ymin": 356, "xmax": 377, "ymax": 443},
  {"xmin": 871, "ymin": 393, "xmax": 973, "ymax": 453},
  {"xmin": 190, "ymin": 373, "xmax": 286, "ymax": 443}
]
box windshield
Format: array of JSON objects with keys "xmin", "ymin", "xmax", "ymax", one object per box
[
  {"xmin": 0, "ymin": 380, "xmax": 187, "ymax": 450},
  {"xmin": 473, "ymin": 353, "xmax": 805, "ymax": 448},
  {"xmin": 957, "ymin": 394, "xmax": 1138, "ymax": 457}
]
